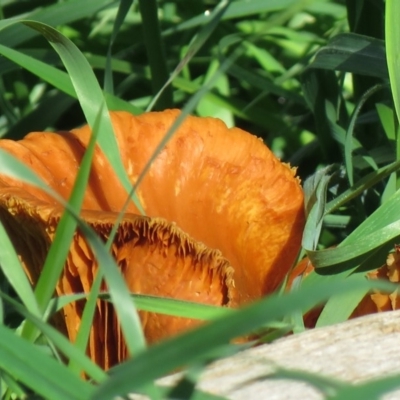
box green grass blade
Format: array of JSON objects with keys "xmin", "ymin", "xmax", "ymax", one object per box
[
  {"xmin": 162, "ymin": 0, "xmax": 314, "ymax": 35},
  {"xmin": 31, "ymin": 106, "xmax": 104, "ymax": 316},
  {"xmin": 0, "ymin": 44, "xmax": 142, "ymax": 116},
  {"xmin": 302, "ymin": 166, "xmax": 333, "ymax": 251},
  {"xmin": 139, "ymin": 0, "xmax": 173, "ymax": 110},
  {"xmin": 0, "ymin": 324, "xmax": 95, "ymax": 400},
  {"xmin": 344, "ymin": 84, "xmax": 384, "ymax": 186},
  {"xmin": 0, "ymin": 0, "xmax": 114, "ymax": 48},
  {"xmin": 103, "ymin": 0, "xmax": 133, "ymax": 94},
  {"xmin": 146, "ymin": 0, "xmax": 230, "ymax": 111},
  {"xmin": 309, "ymin": 33, "xmax": 387, "ymax": 79},
  {"xmin": 386, "ymin": 0, "xmax": 400, "ymax": 123},
  {"xmin": 131, "ymin": 295, "xmax": 233, "ymax": 320},
  {"xmin": 51, "ymin": 293, "xmax": 233, "ymax": 320},
  {"xmin": 0, "ymin": 222, "xmax": 40, "ymax": 317},
  {"xmin": 331, "ymin": 373, "xmax": 400, "ymax": 400},
  {"xmin": 325, "ymin": 159, "xmax": 400, "ymax": 215},
  {"xmin": 0, "ymin": 290, "xmax": 106, "ymax": 383}
]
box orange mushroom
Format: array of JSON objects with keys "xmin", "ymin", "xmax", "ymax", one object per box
[{"xmin": 0, "ymin": 109, "xmax": 305, "ymax": 368}]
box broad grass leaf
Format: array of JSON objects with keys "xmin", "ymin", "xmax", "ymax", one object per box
[
  {"xmin": 309, "ymin": 33, "xmax": 387, "ymax": 79},
  {"xmin": 0, "ymin": 324, "xmax": 95, "ymax": 400},
  {"xmin": 0, "ymin": 0, "xmax": 114, "ymax": 48}
]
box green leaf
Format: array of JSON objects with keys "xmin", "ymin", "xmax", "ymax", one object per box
[
  {"xmin": 139, "ymin": 0, "xmax": 173, "ymax": 110},
  {"xmin": 302, "ymin": 166, "xmax": 334, "ymax": 251},
  {"xmin": 0, "ymin": 324, "xmax": 95, "ymax": 400},
  {"xmin": 309, "ymin": 33, "xmax": 388, "ymax": 79},
  {"xmin": 0, "ymin": 290, "xmax": 106, "ymax": 383},
  {"xmin": 331, "ymin": 373, "xmax": 400, "ymax": 400},
  {"xmin": 0, "ymin": 0, "xmax": 114, "ymax": 48},
  {"xmin": 386, "ymin": 0, "xmax": 400, "ymax": 124},
  {"xmin": 0, "ymin": 222, "xmax": 40, "ymax": 317},
  {"xmin": 51, "ymin": 293, "xmax": 233, "ymax": 320},
  {"xmin": 0, "ymin": 44, "xmax": 142, "ymax": 117},
  {"xmin": 103, "ymin": 0, "xmax": 133, "ymax": 94},
  {"xmin": 147, "ymin": 0, "xmax": 230, "ymax": 111}
]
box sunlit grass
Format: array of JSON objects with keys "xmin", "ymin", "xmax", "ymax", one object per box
[{"xmin": 0, "ymin": 0, "xmax": 399, "ymax": 399}]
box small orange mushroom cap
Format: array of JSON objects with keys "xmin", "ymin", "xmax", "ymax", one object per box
[{"xmin": 0, "ymin": 110, "xmax": 305, "ymax": 367}]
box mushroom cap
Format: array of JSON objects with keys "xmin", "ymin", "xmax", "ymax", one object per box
[{"xmin": 0, "ymin": 110, "xmax": 304, "ymax": 367}]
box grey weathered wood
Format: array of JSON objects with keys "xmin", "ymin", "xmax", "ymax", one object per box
[{"xmin": 131, "ymin": 310, "xmax": 400, "ymax": 399}]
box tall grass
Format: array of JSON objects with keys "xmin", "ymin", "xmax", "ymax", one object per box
[{"xmin": 0, "ymin": 0, "xmax": 400, "ymax": 399}]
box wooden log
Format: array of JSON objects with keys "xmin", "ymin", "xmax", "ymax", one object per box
[{"xmin": 141, "ymin": 310, "xmax": 400, "ymax": 399}]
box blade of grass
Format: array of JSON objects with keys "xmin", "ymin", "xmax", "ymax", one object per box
[
  {"xmin": 162, "ymin": 0, "xmax": 317, "ymax": 35},
  {"xmin": 0, "ymin": 0, "xmax": 114, "ymax": 48},
  {"xmin": 146, "ymin": 0, "xmax": 230, "ymax": 111},
  {"xmin": 103, "ymin": 0, "xmax": 133, "ymax": 94},
  {"xmin": 309, "ymin": 33, "xmax": 388, "ymax": 79},
  {"xmin": 0, "ymin": 290, "xmax": 106, "ymax": 383},
  {"xmin": 386, "ymin": 0, "xmax": 400, "ymax": 191},
  {"xmin": 331, "ymin": 373, "xmax": 400, "ymax": 400},
  {"xmin": 302, "ymin": 166, "xmax": 333, "ymax": 251},
  {"xmin": 139, "ymin": 0, "xmax": 173, "ymax": 110},
  {"xmin": 1, "ymin": 372, "xmax": 27, "ymax": 399},
  {"xmin": 24, "ymin": 106, "xmax": 104, "ymax": 335},
  {"xmin": 50, "ymin": 293, "xmax": 233, "ymax": 321},
  {"xmin": 0, "ymin": 222, "xmax": 40, "ymax": 317},
  {"xmin": 0, "ymin": 44, "xmax": 142, "ymax": 116},
  {"xmin": 324, "ymin": 158, "xmax": 400, "ymax": 215},
  {"xmin": 344, "ymin": 84, "xmax": 384, "ymax": 186},
  {"xmin": 0, "ymin": 324, "xmax": 95, "ymax": 400}
]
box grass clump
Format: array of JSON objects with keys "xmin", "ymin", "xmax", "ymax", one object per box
[{"xmin": 0, "ymin": 0, "xmax": 400, "ymax": 399}]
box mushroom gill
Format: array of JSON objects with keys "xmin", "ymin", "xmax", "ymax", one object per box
[{"xmin": 0, "ymin": 109, "xmax": 304, "ymax": 368}]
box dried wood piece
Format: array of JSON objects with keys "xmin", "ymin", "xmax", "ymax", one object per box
[{"xmin": 150, "ymin": 311, "xmax": 400, "ymax": 400}]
